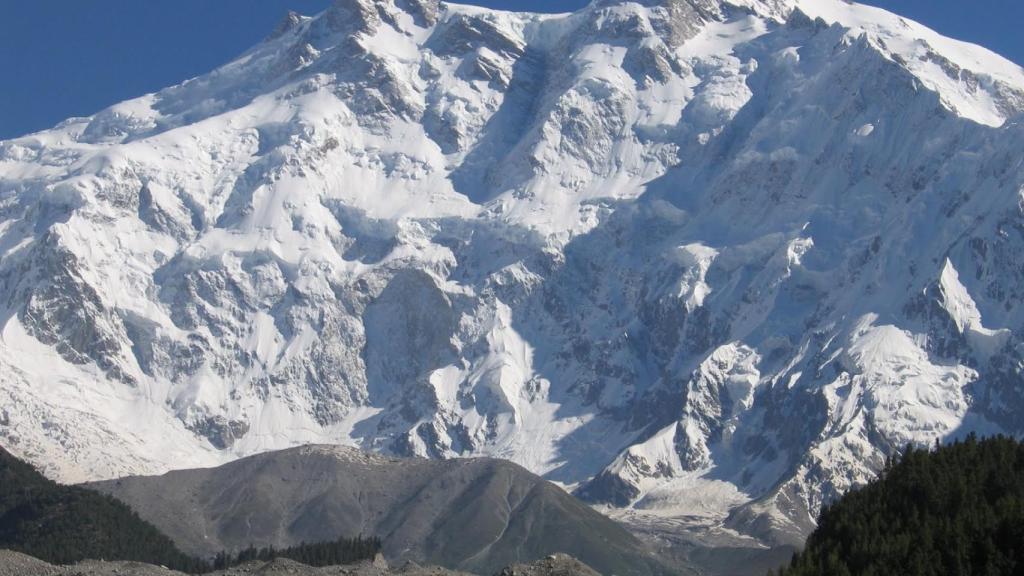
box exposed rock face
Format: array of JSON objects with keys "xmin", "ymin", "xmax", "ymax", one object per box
[
  {"xmin": 497, "ymin": 554, "xmax": 601, "ymax": 576},
  {"xmin": 3, "ymin": 0, "xmax": 1024, "ymax": 549}
]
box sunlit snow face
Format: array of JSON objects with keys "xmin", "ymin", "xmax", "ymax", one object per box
[{"xmin": 2, "ymin": 0, "xmax": 1024, "ymax": 552}]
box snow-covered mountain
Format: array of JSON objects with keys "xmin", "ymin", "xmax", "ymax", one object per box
[{"xmin": 2, "ymin": 0, "xmax": 1024, "ymax": 546}]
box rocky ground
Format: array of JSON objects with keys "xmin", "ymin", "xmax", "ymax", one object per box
[
  {"xmin": 495, "ymin": 556, "xmax": 601, "ymax": 576},
  {"xmin": 0, "ymin": 551, "xmax": 600, "ymax": 576}
]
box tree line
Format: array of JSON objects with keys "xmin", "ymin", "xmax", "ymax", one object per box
[{"xmin": 210, "ymin": 536, "xmax": 382, "ymax": 570}]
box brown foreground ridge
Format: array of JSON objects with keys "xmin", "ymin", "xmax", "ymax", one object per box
[
  {"xmin": 88, "ymin": 446, "xmax": 673, "ymax": 576},
  {"xmin": 0, "ymin": 550, "xmax": 604, "ymax": 576}
]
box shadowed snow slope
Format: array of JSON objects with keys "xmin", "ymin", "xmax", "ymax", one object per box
[{"xmin": 3, "ymin": 0, "xmax": 1024, "ymax": 547}]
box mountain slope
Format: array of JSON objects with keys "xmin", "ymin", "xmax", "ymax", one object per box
[
  {"xmin": 2, "ymin": 0, "xmax": 1024, "ymax": 548},
  {"xmin": 88, "ymin": 445, "xmax": 671, "ymax": 576}
]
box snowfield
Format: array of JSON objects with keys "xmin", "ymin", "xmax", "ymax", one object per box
[{"xmin": 2, "ymin": 0, "xmax": 1024, "ymax": 546}]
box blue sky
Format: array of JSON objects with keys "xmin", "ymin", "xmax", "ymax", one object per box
[{"xmin": 1, "ymin": 1, "xmax": 1021, "ymax": 140}]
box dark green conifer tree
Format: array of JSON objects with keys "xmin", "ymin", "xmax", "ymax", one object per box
[{"xmin": 775, "ymin": 435, "xmax": 1024, "ymax": 576}]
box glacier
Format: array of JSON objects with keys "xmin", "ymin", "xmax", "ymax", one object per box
[{"xmin": 2, "ymin": 0, "xmax": 1024, "ymax": 546}]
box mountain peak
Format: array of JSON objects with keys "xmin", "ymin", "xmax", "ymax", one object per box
[
  {"xmin": 4, "ymin": 0, "xmax": 1024, "ymax": 559},
  {"xmin": 322, "ymin": 0, "xmax": 383, "ymax": 33},
  {"xmin": 585, "ymin": 0, "xmax": 795, "ymax": 45},
  {"xmin": 318, "ymin": 0, "xmax": 440, "ymax": 35},
  {"xmin": 588, "ymin": 0, "xmax": 794, "ymax": 17},
  {"xmin": 269, "ymin": 10, "xmax": 305, "ymax": 39},
  {"xmin": 331, "ymin": 0, "xmax": 384, "ymax": 10}
]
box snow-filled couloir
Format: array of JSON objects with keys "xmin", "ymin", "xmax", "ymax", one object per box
[{"xmin": 2, "ymin": 0, "xmax": 1024, "ymax": 546}]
